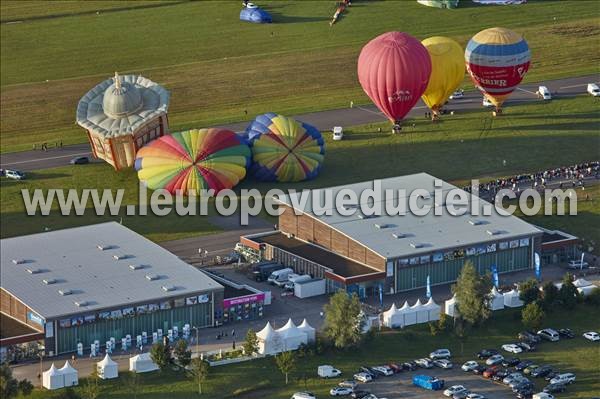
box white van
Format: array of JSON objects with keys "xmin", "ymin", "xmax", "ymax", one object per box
[
  {"xmin": 333, "ymin": 126, "xmax": 344, "ymax": 141},
  {"xmin": 587, "ymin": 83, "xmax": 600, "ymax": 97},
  {"xmin": 318, "ymin": 365, "xmax": 342, "ymax": 378},
  {"xmin": 537, "ymin": 86, "xmax": 552, "ymax": 100},
  {"xmin": 267, "ymin": 268, "xmax": 294, "ymax": 286},
  {"xmin": 285, "ymin": 274, "xmax": 312, "ymax": 290}
]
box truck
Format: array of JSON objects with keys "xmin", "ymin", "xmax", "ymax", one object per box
[
  {"xmin": 267, "ymin": 268, "xmax": 294, "ymax": 286},
  {"xmin": 294, "ymin": 278, "xmax": 326, "ymax": 299},
  {"xmin": 284, "ymin": 274, "xmax": 312, "ymax": 290},
  {"xmin": 412, "ymin": 375, "xmax": 445, "ymax": 391},
  {"xmin": 250, "ymin": 261, "xmax": 283, "ymax": 282},
  {"xmin": 318, "ymin": 365, "xmax": 342, "ymax": 378}
]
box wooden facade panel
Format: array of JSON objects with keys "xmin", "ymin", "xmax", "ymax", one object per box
[
  {"xmin": 1, "ymin": 289, "xmax": 11, "ymax": 314},
  {"xmin": 279, "ymin": 206, "xmax": 297, "ymax": 236},
  {"xmin": 297, "ymin": 215, "xmax": 314, "ymax": 242},
  {"xmin": 348, "ymin": 241, "xmax": 366, "ymax": 264},
  {"xmin": 313, "ymin": 221, "xmax": 331, "ymax": 248},
  {"xmin": 1, "ymin": 288, "xmax": 44, "ymax": 332},
  {"xmin": 366, "ymin": 250, "xmax": 386, "ymax": 271},
  {"xmin": 331, "ymin": 230, "xmax": 349, "ymax": 257}
]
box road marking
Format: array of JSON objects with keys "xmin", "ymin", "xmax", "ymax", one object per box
[
  {"xmin": 559, "ymin": 82, "xmax": 598, "ymax": 89},
  {"xmin": 516, "ymin": 87, "xmax": 537, "ymax": 95},
  {"xmin": 0, "ymin": 151, "xmax": 91, "ymax": 166}
]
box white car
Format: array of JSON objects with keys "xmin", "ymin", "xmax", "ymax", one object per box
[
  {"xmin": 372, "ymin": 366, "xmax": 394, "ymax": 376},
  {"xmin": 444, "ymin": 385, "xmax": 467, "ymax": 397},
  {"xmin": 4, "ymin": 169, "xmax": 26, "ymax": 180},
  {"xmin": 482, "ymin": 97, "xmax": 494, "ymax": 107},
  {"xmin": 502, "ymin": 344, "xmax": 523, "ymax": 354},
  {"xmin": 587, "ymin": 83, "xmax": 600, "ymax": 97},
  {"xmin": 339, "ymin": 380, "xmax": 357, "ymax": 389},
  {"xmin": 353, "ymin": 372, "xmax": 372, "ymax": 383},
  {"xmin": 433, "ymin": 359, "xmax": 453, "ymax": 369},
  {"xmin": 430, "ymin": 349, "xmax": 451, "ymax": 359},
  {"xmin": 332, "ymin": 126, "xmax": 343, "ymax": 141},
  {"xmin": 537, "ymin": 85, "xmax": 552, "ymax": 100},
  {"xmin": 583, "ymin": 331, "xmax": 600, "ymax": 341},
  {"xmin": 467, "ymin": 394, "xmax": 486, "ymax": 399},
  {"xmin": 485, "ymin": 354, "xmax": 504, "ymax": 366},
  {"xmin": 549, "ymin": 373, "xmax": 576, "ymax": 385},
  {"xmin": 330, "ymin": 387, "xmax": 353, "ymax": 396},
  {"xmin": 292, "ymin": 392, "xmax": 317, "ymax": 399},
  {"xmin": 415, "ymin": 358, "xmax": 434, "ymax": 368},
  {"xmin": 461, "ymin": 361, "xmax": 479, "ymax": 371},
  {"xmin": 449, "ymin": 89, "xmax": 464, "ymax": 99}
]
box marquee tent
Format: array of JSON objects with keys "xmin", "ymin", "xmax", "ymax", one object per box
[
  {"xmin": 257, "ymin": 322, "xmax": 281, "ymax": 355},
  {"xmin": 129, "ymin": 353, "xmax": 159, "ymax": 373},
  {"xmin": 276, "ymin": 319, "xmax": 308, "ymax": 351},
  {"xmin": 43, "ymin": 363, "xmax": 64, "ymax": 390},
  {"xmin": 383, "ymin": 303, "xmax": 402, "ymax": 328},
  {"xmin": 423, "ymin": 297, "xmax": 442, "ymax": 321},
  {"xmin": 445, "ymin": 295, "xmax": 457, "ymax": 317},
  {"xmin": 573, "ymin": 278, "xmax": 593, "ymax": 288},
  {"xmin": 503, "ymin": 289, "xmax": 524, "ymax": 308},
  {"xmin": 490, "ymin": 287, "xmax": 505, "ymax": 311},
  {"xmin": 59, "ymin": 361, "xmax": 78, "ymax": 387},
  {"xmin": 401, "ymin": 301, "xmax": 417, "ymax": 326},
  {"xmin": 298, "ymin": 319, "xmax": 316, "ymax": 342},
  {"xmin": 577, "ymin": 284, "xmax": 598, "ymax": 296},
  {"xmin": 97, "ymin": 354, "xmax": 119, "ymax": 380},
  {"xmin": 413, "ymin": 299, "xmax": 430, "ymax": 323}
]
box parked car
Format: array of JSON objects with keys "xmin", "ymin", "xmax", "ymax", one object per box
[
  {"xmin": 350, "ymin": 390, "xmax": 371, "ymax": 399},
  {"xmin": 567, "ymin": 260, "xmax": 589, "ymax": 269},
  {"xmin": 331, "ymin": 387, "xmax": 353, "ymax": 396},
  {"xmin": 452, "ymin": 390, "xmax": 471, "ymax": 399},
  {"xmin": 415, "ymin": 358, "xmax": 434, "ymax": 369},
  {"xmin": 493, "ymin": 369, "xmax": 510, "ymax": 382},
  {"xmin": 449, "ymin": 89, "xmax": 464, "ymax": 100},
  {"xmin": 4, "ymin": 169, "xmax": 25, "ymax": 180},
  {"xmin": 549, "ymin": 373, "xmax": 576, "ymax": 385},
  {"xmin": 502, "ymin": 344, "xmax": 523, "ymax": 354},
  {"xmin": 339, "ymin": 380, "xmax": 358, "ymax": 389},
  {"xmin": 368, "ymin": 366, "xmax": 386, "ymax": 377},
  {"xmin": 292, "ymin": 392, "xmax": 317, "ymax": 399},
  {"xmin": 587, "ymin": 83, "xmax": 600, "ymax": 97},
  {"xmin": 502, "ymin": 357, "xmax": 520, "ymax": 367},
  {"xmin": 485, "ymin": 354, "xmax": 504, "ymax": 366},
  {"xmin": 516, "ymin": 387, "xmax": 535, "ymax": 399},
  {"xmin": 544, "ymin": 371, "xmax": 560, "ymax": 382},
  {"xmin": 433, "ymin": 359, "xmax": 453, "ymax": 369},
  {"xmin": 538, "ymin": 329, "xmax": 560, "ymax": 342},
  {"xmin": 444, "ymin": 385, "xmax": 467, "ymax": 397},
  {"xmin": 517, "ymin": 341, "xmax": 536, "ymax": 352},
  {"xmin": 332, "ymin": 126, "xmax": 344, "ymax": 141},
  {"xmin": 515, "ymin": 360, "xmax": 534, "ymax": 371},
  {"xmin": 558, "ymin": 328, "xmax": 575, "ymax": 339},
  {"xmin": 503, "ymin": 372, "xmax": 525, "ymax": 385},
  {"xmin": 402, "ymin": 361, "xmax": 418, "ymax": 371},
  {"xmin": 483, "ymin": 367, "xmax": 499, "ymax": 378},
  {"xmin": 523, "ymin": 364, "xmax": 539, "ymax": 375},
  {"xmin": 466, "ymin": 394, "xmax": 486, "ymax": 399},
  {"xmin": 531, "ymin": 365, "xmax": 553, "ymax": 378},
  {"xmin": 359, "ymin": 366, "xmax": 377, "ymax": 379},
  {"xmin": 543, "ymin": 383, "xmax": 566, "ymax": 393},
  {"xmin": 510, "ymin": 379, "xmax": 533, "ymax": 391},
  {"xmin": 69, "ymin": 156, "xmax": 90, "ymax": 165},
  {"xmin": 532, "ymin": 393, "xmax": 555, "ymax": 399},
  {"xmin": 476, "ymin": 349, "xmax": 498, "ymax": 359},
  {"xmin": 583, "ymin": 331, "xmax": 600, "ymax": 341},
  {"xmin": 472, "ymin": 364, "xmax": 487, "ymax": 375},
  {"xmin": 353, "ymin": 373, "xmax": 372, "ymax": 383},
  {"xmin": 430, "ymin": 349, "xmax": 452, "ymax": 359},
  {"xmin": 461, "ymin": 361, "xmax": 479, "ymax": 372},
  {"xmin": 371, "ymin": 366, "xmax": 393, "ymax": 376},
  {"xmin": 387, "ymin": 363, "xmax": 402, "ymax": 373},
  {"xmin": 519, "ymin": 331, "xmax": 541, "ymax": 343}
]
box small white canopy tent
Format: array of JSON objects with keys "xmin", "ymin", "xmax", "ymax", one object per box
[
  {"xmin": 423, "ymin": 297, "xmax": 441, "ymax": 321},
  {"xmin": 503, "ymin": 289, "xmax": 524, "ymax": 308},
  {"xmin": 59, "ymin": 361, "xmax": 78, "ymax": 387},
  {"xmin": 298, "ymin": 319, "xmax": 316, "ymax": 342},
  {"xmin": 383, "ymin": 303, "xmax": 404, "ymax": 328},
  {"xmin": 401, "ymin": 301, "xmax": 416, "ymax": 325},
  {"xmin": 97, "ymin": 354, "xmax": 119, "ymax": 379},
  {"xmin": 573, "ymin": 278, "xmax": 593, "ymax": 288},
  {"xmin": 578, "ymin": 284, "xmax": 598, "ymax": 296},
  {"xmin": 276, "ymin": 319, "xmax": 308, "ymax": 351},
  {"xmin": 413, "ymin": 299, "xmax": 429, "ymax": 324},
  {"xmin": 444, "ymin": 295, "xmax": 457, "ymax": 317},
  {"xmin": 129, "ymin": 353, "xmax": 159, "ymax": 373},
  {"xmin": 42, "ymin": 363, "xmax": 64, "ymax": 390},
  {"xmin": 257, "ymin": 322, "xmax": 280, "ymax": 355},
  {"xmin": 490, "ymin": 287, "xmax": 505, "ymax": 311}
]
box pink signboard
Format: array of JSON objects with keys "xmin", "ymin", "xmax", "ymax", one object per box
[{"xmin": 223, "ymin": 292, "xmax": 265, "ymax": 308}]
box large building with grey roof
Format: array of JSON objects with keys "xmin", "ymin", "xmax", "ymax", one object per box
[
  {"xmin": 241, "ymin": 173, "xmax": 545, "ymax": 297},
  {"xmin": 1, "ymin": 222, "xmax": 222, "ymax": 356}
]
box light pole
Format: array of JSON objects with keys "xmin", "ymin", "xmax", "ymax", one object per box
[{"xmin": 38, "ymin": 351, "xmax": 44, "ymax": 388}]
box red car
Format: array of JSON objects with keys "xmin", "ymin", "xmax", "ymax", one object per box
[
  {"xmin": 387, "ymin": 363, "xmax": 403, "ymax": 373},
  {"xmin": 483, "ymin": 366, "xmax": 499, "ymax": 378}
]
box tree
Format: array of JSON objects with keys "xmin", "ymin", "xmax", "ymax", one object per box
[
  {"xmin": 585, "ymin": 287, "xmax": 600, "ymax": 306},
  {"xmin": 521, "ymin": 302, "xmax": 545, "ymax": 330},
  {"xmin": 519, "ymin": 279, "xmax": 540, "ymax": 304},
  {"xmin": 17, "ymin": 380, "xmax": 33, "ymax": 397},
  {"xmin": 174, "ymin": 339, "xmax": 192, "ymax": 368},
  {"xmin": 559, "ymin": 273, "xmax": 578, "ymax": 309},
  {"xmin": 187, "ymin": 357, "xmax": 209, "ymax": 395},
  {"xmin": 243, "ymin": 329, "xmax": 259, "ymax": 356},
  {"xmin": 540, "ymin": 281, "xmax": 560, "ymax": 310},
  {"xmin": 274, "ymin": 351, "xmax": 296, "ymax": 384},
  {"xmin": 150, "ymin": 342, "xmax": 172, "ymax": 371},
  {"xmin": 323, "ymin": 291, "xmax": 363, "ymax": 349},
  {"xmin": 0, "ymin": 363, "xmax": 33, "ymax": 399},
  {"xmin": 452, "ymin": 261, "xmax": 492, "ymax": 326},
  {"xmin": 81, "ymin": 369, "xmax": 100, "ymax": 399}
]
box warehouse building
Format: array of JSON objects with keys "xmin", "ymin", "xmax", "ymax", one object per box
[
  {"xmin": 242, "ymin": 173, "xmax": 545, "ymax": 297},
  {"xmin": 1, "ymin": 222, "xmax": 222, "ymax": 357}
]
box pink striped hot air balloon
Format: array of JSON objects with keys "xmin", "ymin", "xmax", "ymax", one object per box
[{"xmin": 357, "ymin": 31, "xmax": 432, "ymax": 132}]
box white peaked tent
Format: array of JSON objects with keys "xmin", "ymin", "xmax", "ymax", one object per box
[
  {"xmin": 276, "ymin": 319, "xmax": 308, "ymax": 351},
  {"xmin": 401, "ymin": 300, "xmax": 416, "ymax": 325},
  {"xmin": 490, "ymin": 287, "xmax": 505, "ymax": 311},
  {"xmin": 43, "ymin": 363, "xmax": 64, "ymax": 390},
  {"xmin": 257, "ymin": 322, "xmax": 280, "ymax": 355},
  {"xmin": 129, "ymin": 353, "xmax": 159, "ymax": 373},
  {"xmin": 383, "ymin": 303, "xmax": 401, "ymax": 328},
  {"xmin": 59, "ymin": 361, "xmax": 78, "ymax": 387},
  {"xmin": 573, "ymin": 278, "xmax": 592, "ymax": 288},
  {"xmin": 413, "ymin": 299, "xmax": 429, "ymax": 323},
  {"xmin": 503, "ymin": 289, "xmax": 524, "ymax": 308},
  {"xmin": 423, "ymin": 297, "xmax": 441, "ymax": 321},
  {"xmin": 97, "ymin": 354, "xmax": 119, "ymax": 379},
  {"xmin": 578, "ymin": 284, "xmax": 598, "ymax": 296},
  {"xmin": 445, "ymin": 295, "xmax": 457, "ymax": 317},
  {"xmin": 298, "ymin": 319, "xmax": 316, "ymax": 342}
]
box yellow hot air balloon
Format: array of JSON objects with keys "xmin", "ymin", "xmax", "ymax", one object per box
[{"xmin": 421, "ymin": 36, "xmax": 465, "ymax": 118}]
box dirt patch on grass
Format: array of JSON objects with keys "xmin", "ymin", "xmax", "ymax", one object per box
[{"xmin": 549, "ymin": 23, "xmax": 600, "ymax": 38}]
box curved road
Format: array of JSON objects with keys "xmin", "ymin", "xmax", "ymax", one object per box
[{"xmin": 1, "ymin": 74, "xmax": 598, "ymax": 172}]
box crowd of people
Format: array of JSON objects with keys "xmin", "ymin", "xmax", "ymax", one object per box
[{"xmin": 463, "ymin": 161, "xmax": 600, "ymax": 199}]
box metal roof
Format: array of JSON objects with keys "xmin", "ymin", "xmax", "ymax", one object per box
[
  {"xmin": 276, "ymin": 173, "xmax": 542, "ymax": 260},
  {"xmin": 76, "ymin": 74, "xmax": 169, "ymax": 138},
  {"xmin": 0, "ymin": 222, "xmax": 222, "ymax": 320}
]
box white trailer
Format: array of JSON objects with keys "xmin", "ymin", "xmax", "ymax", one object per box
[{"xmin": 294, "ymin": 278, "xmax": 326, "ymax": 298}]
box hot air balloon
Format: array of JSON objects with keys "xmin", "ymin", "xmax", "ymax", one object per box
[
  {"xmin": 465, "ymin": 27, "xmax": 530, "ymax": 114},
  {"xmin": 421, "ymin": 36, "xmax": 465, "ymax": 119},
  {"xmin": 358, "ymin": 31, "xmax": 432, "ymax": 132},
  {"xmin": 245, "ymin": 113, "xmax": 325, "ymax": 182},
  {"xmin": 135, "ymin": 128, "xmax": 250, "ymax": 195}
]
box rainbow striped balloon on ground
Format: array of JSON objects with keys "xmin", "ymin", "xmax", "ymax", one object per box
[
  {"xmin": 465, "ymin": 27, "xmax": 531, "ymax": 112},
  {"xmin": 134, "ymin": 128, "xmax": 250, "ymax": 195},
  {"xmin": 244, "ymin": 113, "xmax": 325, "ymax": 182}
]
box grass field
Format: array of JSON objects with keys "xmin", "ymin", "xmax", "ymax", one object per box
[
  {"xmin": 18, "ymin": 304, "xmax": 600, "ymax": 399},
  {"xmin": 1, "ymin": 95, "xmax": 598, "ymax": 244},
  {"xmin": 1, "ymin": 0, "xmax": 599, "ymax": 153}
]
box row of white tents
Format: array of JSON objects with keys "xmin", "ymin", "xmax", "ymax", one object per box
[
  {"xmin": 445, "ymin": 287, "xmax": 524, "ymax": 318},
  {"xmin": 42, "ymin": 361, "xmax": 78, "ymax": 390},
  {"xmin": 256, "ymin": 318, "xmax": 316, "ymax": 355},
  {"xmin": 382, "ymin": 298, "xmax": 441, "ymax": 328},
  {"xmin": 554, "ymin": 278, "xmax": 599, "ymax": 296}
]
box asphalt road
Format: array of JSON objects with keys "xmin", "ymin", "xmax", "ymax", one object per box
[{"xmin": 1, "ymin": 74, "xmax": 598, "ymax": 172}]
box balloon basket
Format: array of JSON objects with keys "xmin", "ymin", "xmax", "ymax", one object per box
[{"xmin": 392, "ymin": 124, "xmax": 402, "ymax": 134}]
